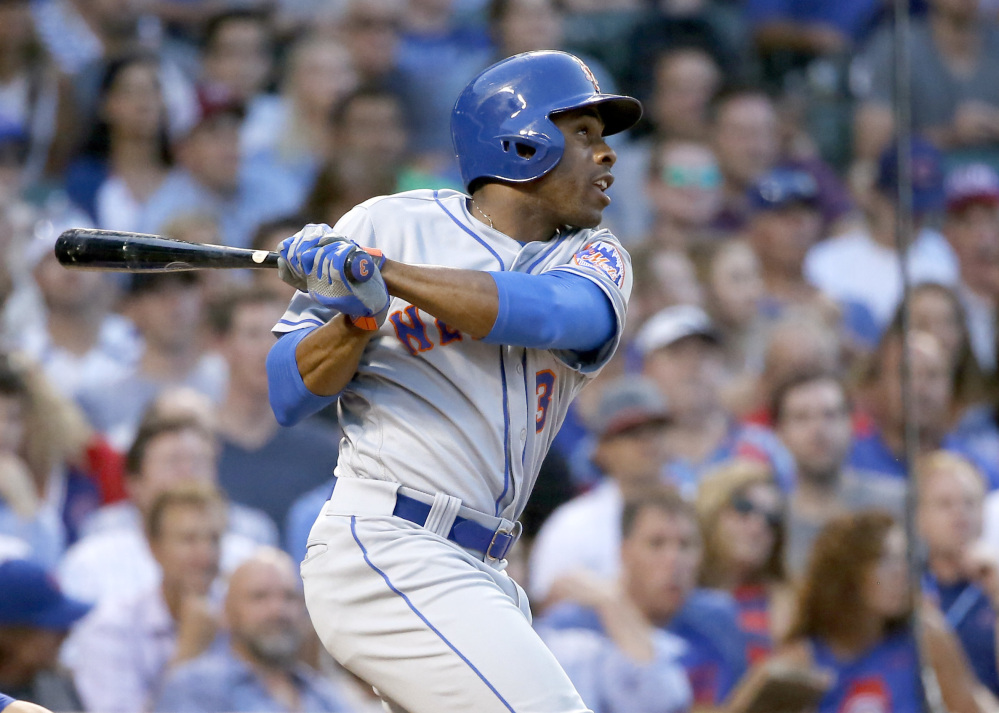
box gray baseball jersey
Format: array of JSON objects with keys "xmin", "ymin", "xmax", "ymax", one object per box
[{"xmin": 274, "ymin": 188, "xmax": 631, "ymax": 521}]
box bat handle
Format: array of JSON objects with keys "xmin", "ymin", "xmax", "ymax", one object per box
[{"xmin": 346, "ymin": 251, "xmax": 376, "ymax": 283}]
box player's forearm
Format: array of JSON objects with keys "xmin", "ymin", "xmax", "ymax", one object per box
[
  {"xmin": 296, "ymin": 316, "xmax": 376, "ymax": 395},
  {"xmin": 380, "ymin": 260, "xmax": 499, "ymax": 338},
  {"xmin": 266, "ymin": 318, "xmax": 371, "ymax": 425}
]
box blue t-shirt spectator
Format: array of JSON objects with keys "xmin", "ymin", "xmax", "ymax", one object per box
[{"xmin": 541, "ymin": 589, "xmax": 749, "ymax": 707}]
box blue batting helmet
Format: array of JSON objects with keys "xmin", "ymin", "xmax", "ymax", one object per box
[{"xmin": 451, "ymin": 51, "xmax": 642, "ymax": 191}]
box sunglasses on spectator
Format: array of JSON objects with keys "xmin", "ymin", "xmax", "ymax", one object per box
[
  {"xmin": 663, "ymin": 164, "xmax": 721, "ymax": 190},
  {"xmin": 730, "ymin": 495, "xmax": 782, "ymax": 529}
]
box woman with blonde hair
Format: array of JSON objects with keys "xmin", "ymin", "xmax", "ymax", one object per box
[
  {"xmin": 765, "ymin": 510, "xmax": 995, "ymax": 713},
  {"xmin": 696, "ymin": 458, "xmax": 791, "ymax": 665},
  {"xmin": 0, "ymin": 353, "xmax": 104, "ymax": 564}
]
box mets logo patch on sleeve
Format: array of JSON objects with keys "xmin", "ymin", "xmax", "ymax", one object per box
[{"xmin": 571, "ymin": 241, "xmax": 626, "ymax": 288}]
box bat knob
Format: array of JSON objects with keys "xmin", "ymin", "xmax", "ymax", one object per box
[{"xmin": 348, "ymin": 252, "xmax": 375, "ymax": 283}]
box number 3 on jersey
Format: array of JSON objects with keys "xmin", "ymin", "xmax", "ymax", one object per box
[{"xmin": 536, "ymin": 370, "xmax": 556, "ymax": 433}]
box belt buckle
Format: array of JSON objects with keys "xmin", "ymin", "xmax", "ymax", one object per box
[{"xmin": 485, "ymin": 521, "xmax": 522, "ymax": 561}]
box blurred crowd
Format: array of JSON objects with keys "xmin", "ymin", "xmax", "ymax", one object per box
[{"xmin": 2, "ymin": 0, "xmax": 999, "ymax": 711}]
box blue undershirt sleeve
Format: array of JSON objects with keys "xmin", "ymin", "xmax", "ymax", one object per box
[
  {"xmin": 266, "ymin": 327, "xmax": 338, "ymax": 427},
  {"xmin": 482, "ymin": 270, "xmax": 616, "ymax": 352}
]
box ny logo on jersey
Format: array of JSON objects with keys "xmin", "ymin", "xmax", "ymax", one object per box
[
  {"xmin": 571, "ymin": 240, "xmax": 625, "ymax": 288},
  {"xmin": 389, "ymin": 305, "xmax": 462, "ymax": 356}
]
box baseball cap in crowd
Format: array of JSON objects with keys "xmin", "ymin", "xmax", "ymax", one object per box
[
  {"xmin": 591, "ymin": 377, "xmax": 672, "ymax": 440},
  {"xmin": 945, "ymin": 163, "xmax": 999, "ymax": 213},
  {"xmin": 875, "ymin": 137, "xmax": 944, "ymax": 214},
  {"xmin": 747, "ymin": 168, "xmax": 819, "ymax": 212},
  {"xmin": 634, "ymin": 304, "xmax": 720, "ymax": 358},
  {"xmin": 0, "ymin": 558, "xmax": 92, "ymax": 630}
]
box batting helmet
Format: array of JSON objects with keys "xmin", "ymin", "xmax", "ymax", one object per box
[{"xmin": 451, "ymin": 51, "xmax": 642, "ymax": 191}]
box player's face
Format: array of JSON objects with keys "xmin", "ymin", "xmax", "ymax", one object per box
[
  {"xmin": 150, "ymin": 502, "xmax": 224, "ymax": 595},
  {"xmin": 227, "ymin": 560, "xmax": 304, "ymax": 667},
  {"xmin": 531, "ymin": 109, "xmax": 617, "ymax": 230},
  {"xmin": 622, "ymin": 508, "xmax": 701, "ymax": 623},
  {"xmin": 918, "ymin": 465, "xmax": 984, "ymax": 553},
  {"xmin": 776, "ymin": 379, "xmax": 852, "ymax": 482}
]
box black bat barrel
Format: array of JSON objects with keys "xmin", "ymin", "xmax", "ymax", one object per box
[{"xmin": 54, "ymin": 228, "xmax": 279, "ymax": 272}]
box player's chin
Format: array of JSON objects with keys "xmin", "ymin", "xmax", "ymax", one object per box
[{"xmin": 566, "ymin": 205, "xmax": 606, "ymax": 230}]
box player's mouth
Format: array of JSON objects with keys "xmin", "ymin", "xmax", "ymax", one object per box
[{"xmin": 593, "ymin": 174, "xmax": 614, "ymax": 205}]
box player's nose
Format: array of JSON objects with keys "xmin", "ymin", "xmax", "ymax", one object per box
[{"xmin": 595, "ymin": 139, "xmax": 616, "ymax": 167}]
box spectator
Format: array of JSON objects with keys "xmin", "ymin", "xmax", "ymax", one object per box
[
  {"xmin": 528, "ymin": 377, "xmax": 673, "ymax": 604},
  {"xmin": 890, "ymin": 284, "xmax": 997, "ymax": 458},
  {"xmin": 64, "ymin": 52, "xmax": 172, "ymax": 232},
  {"xmin": 767, "ymin": 511, "xmax": 992, "ymax": 713},
  {"xmin": 0, "ymin": 353, "xmax": 102, "ymax": 565},
  {"xmin": 541, "ymin": 489, "xmax": 749, "ymax": 708},
  {"xmin": 747, "ymin": 167, "xmax": 880, "ymax": 353},
  {"xmin": 535, "ymin": 572, "xmax": 692, "ymax": 713},
  {"xmin": 76, "ymin": 272, "xmax": 225, "ymax": 450},
  {"xmin": 691, "ymin": 238, "xmax": 767, "ymax": 394},
  {"xmin": 487, "ymin": 0, "xmax": 617, "ymax": 92},
  {"xmin": 304, "ymin": 85, "xmax": 416, "ymax": 226},
  {"xmin": 155, "ymin": 548, "xmax": 351, "ymax": 713},
  {"xmin": 695, "ymin": 460, "xmax": 791, "ymax": 665},
  {"xmin": 395, "ymin": 0, "xmax": 492, "ymax": 168},
  {"xmin": 18, "ymin": 226, "xmax": 139, "ymax": 400},
  {"xmin": 643, "ymin": 139, "xmax": 724, "ymax": 252},
  {"xmin": 31, "ymin": 0, "xmax": 197, "ymax": 161},
  {"xmin": 65, "ymin": 481, "xmax": 227, "ymax": 713},
  {"xmin": 608, "ymin": 48, "xmax": 723, "ymax": 243},
  {"xmin": 710, "ymin": 87, "xmax": 855, "ymax": 236},
  {"xmin": 852, "ymin": 326, "xmax": 999, "ymax": 486},
  {"xmin": 771, "ymin": 370, "xmax": 906, "ymax": 576},
  {"xmin": 242, "ymin": 34, "xmax": 358, "ymax": 202},
  {"xmin": 628, "ymin": 246, "xmax": 704, "ymax": 339},
  {"xmin": 917, "ymin": 451, "xmax": 999, "ymax": 696},
  {"xmin": 746, "ymin": 0, "xmax": 880, "ymax": 84},
  {"xmin": 0, "ymin": 0, "xmax": 65, "ymax": 186},
  {"xmin": 942, "ymin": 163, "xmax": 999, "ymax": 373},
  {"xmin": 805, "ymin": 137, "xmax": 959, "ymax": 327},
  {"xmin": 58, "ymin": 413, "xmax": 270, "ymax": 606},
  {"xmin": 198, "ymin": 9, "xmax": 274, "ymax": 107},
  {"xmin": 636, "ymin": 305, "xmax": 795, "ymax": 496},
  {"xmin": 0, "ymin": 559, "xmax": 90, "ymax": 711},
  {"xmin": 136, "ymin": 93, "xmax": 301, "ymax": 249},
  {"xmin": 742, "ymin": 311, "xmax": 843, "ymax": 426},
  {"xmin": 208, "ymin": 287, "xmax": 339, "ymax": 538},
  {"xmin": 852, "ymin": 0, "xmax": 999, "ymax": 171},
  {"xmin": 335, "ymin": 0, "xmax": 415, "ymax": 111},
  {"xmin": 621, "ymin": 1, "xmax": 743, "ymax": 105},
  {"xmin": 710, "ymin": 87, "xmax": 781, "ymax": 233}
]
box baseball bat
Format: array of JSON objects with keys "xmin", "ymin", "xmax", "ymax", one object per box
[{"xmin": 54, "ymin": 228, "xmax": 375, "ymax": 282}]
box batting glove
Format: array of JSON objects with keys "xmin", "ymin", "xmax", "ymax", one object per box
[
  {"xmin": 302, "ymin": 237, "xmax": 390, "ymax": 324},
  {"xmin": 277, "ymin": 223, "xmax": 333, "ymax": 292}
]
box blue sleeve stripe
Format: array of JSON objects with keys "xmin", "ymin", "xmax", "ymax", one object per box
[
  {"xmin": 483, "ymin": 270, "xmax": 615, "ymax": 352},
  {"xmin": 433, "ymin": 190, "xmax": 506, "ymax": 270},
  {"xmin": 266, "ymin": 327, "xmax": 337, "ymax": 426},
  {"xmin": 277, "ymin": 317, "xmax": 325, "ymax": 329}
]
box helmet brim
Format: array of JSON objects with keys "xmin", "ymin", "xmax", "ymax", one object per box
[{"xmin": 551, "ymin": 94, "xmax": 643, "ymax": 137}]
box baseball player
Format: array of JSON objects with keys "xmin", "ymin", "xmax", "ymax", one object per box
[{"xmin": 266, "ymin": 51, "xmax": 642, "ymax": 713}]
